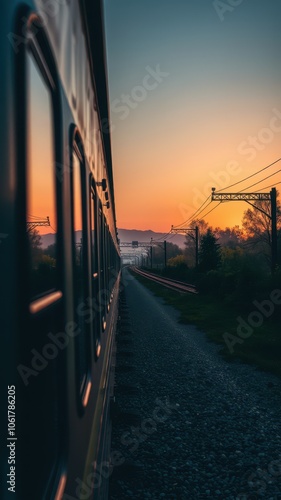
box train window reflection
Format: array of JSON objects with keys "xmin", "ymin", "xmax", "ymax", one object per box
[
  {"xmin": 91, "ymin": 191, "xmax": 97, "ymax": 278},
  {"xmin": 73, "ymin": 153, "xmax": 84, "ymax": 291},
  {"xmin": 91, "ymin": 189, "xmax": 101, "ymax": 352},
  {"xmin": 26, "ymin": 54, "xmax": 57, "ymax": 300},
  {"xmin": 72, "ymin": 152, "xmax": 89, "ymax": 394}
]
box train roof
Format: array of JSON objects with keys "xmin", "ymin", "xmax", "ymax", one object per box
[{"xmin": 80, "ymin": 0, "xmax": 116, "ymax": 226}]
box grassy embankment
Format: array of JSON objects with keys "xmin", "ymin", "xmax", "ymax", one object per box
[{"xmin": 131, "ymin": 270, "xmax": 281, "ymax": 378}]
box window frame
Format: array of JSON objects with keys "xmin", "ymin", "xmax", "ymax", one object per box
[
  {"xmin": 90, "ymin": 176, "xmax": 102, "ymax": 358},
  {"xmin": 25, "ymin": 22, "xmax": 63, "ymax": 314},
  {"xmin": 70, "ymin": 130, "xmax": 92, "ymax": 410}
]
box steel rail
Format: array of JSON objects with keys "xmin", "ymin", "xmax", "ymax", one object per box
[{"xmin": 131, "ymin": 267, "xmax": 198, "ymax": 294}]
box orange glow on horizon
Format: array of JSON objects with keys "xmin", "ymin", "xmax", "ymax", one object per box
[{"xmin": 112, "ymin": 118, "xmax": 281, "ymax": 233}]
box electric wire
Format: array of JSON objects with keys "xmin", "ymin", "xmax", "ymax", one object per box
[
  {"xmin": 173, "ymin": 199, "xmax": 213, "ymax": 231},
  {"xmin": 152, "ymin": 231, "xmax": 172, "ymax": 242},
  {"xmin": 165, "ymin": 232, "xmax": 178, "ymax": 241},
  {"xmin": 253, "ymin": 180, "xmax": 281, "ymax": 192},
  {"xmin": 162, "ymin": 158, "xmax": 281, "ymax": 238},
  {"xmin": 215, "ymin": 157, "xmax": 281, "ymax": 193},
  {"xmin": 27, "ymin": 214, "xmax": 49, "ymax": 220},
  {"xmin": 173, "ymin": 194, "xmax": 211, "ymax": 228},
  {"xmin": 182, "ymin": 199, "xmax": 213, "ymax": 226},
  {"xmin": 196, "ymin": 201, "xmax": 222, "ymax": 222},
  {"xmin": 239, "ymin": 169, "xmax": 281, "ymax": 192}
]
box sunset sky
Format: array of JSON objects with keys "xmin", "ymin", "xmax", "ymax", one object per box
[{"xmin": 104, "ymin": 0, "xmax": 281, "ymax": 233}]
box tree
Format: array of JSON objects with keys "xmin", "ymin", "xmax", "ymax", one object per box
[
  {"xmin": 220, "ymin": 246, "xmax": 244, "ymax": 274},
  {"xmin": 167, "ymin": 255, "xmax": 187, "ymax": 267},
  {"xmin": 198, "ymin": 228, "xmax": 221, "ymax": 272},
  {"xmin": 184, "ymin": 219, "xmax": 209, "ymax": 267},
  {"xmin": 166, "ymin": 254, "xmax": 189, "ymax": 280},
  {"xmin": 28, "ymin": 229, "xmax": 43, "ymax": 268},
  {"xmin": 166, "ymin": 242, "xmax": 183, "ymax": 259},
  {"xmin": 214, "ymin": 225, "xmax": 244, "ymax": 249},
  {"xmin": 45, "ymin": 243, "xmax": 56, "ymax": 258},
  {"xmin": 152, "ymin": 242, "xmax": 182, "ymax": 267},
  {"xmin": 242, "ymin": 195, "xmax": 281, "ymax": 267},
  {"xmin": 189, "ymin": 218, "xmax": 209, "ymax": 235},
  {"xmin": 28, "ymin": 228, "xmax": 42, "ymax": 251}
]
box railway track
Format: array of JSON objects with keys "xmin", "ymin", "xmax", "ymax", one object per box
[{"xmin": 131, "ymin": 267, "xmax": 198, "ymax": 294}]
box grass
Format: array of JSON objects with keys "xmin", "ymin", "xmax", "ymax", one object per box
[{"xmin": 132, "ymin": 271, "xmax": 281, "ymax": 378}]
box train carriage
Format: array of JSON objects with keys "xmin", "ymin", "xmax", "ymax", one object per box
[{"xmin": 0, "ymin": 1, "xmax": 120, "ymax": 498}]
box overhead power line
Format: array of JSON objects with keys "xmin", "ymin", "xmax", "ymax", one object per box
[
  {"xmin": 211, "ymin": 187, "xmax": 278, "ymax": 274},
  {"xmin": 153, "ymin": 231, "xmax": 172, "ymax": 241},
  {"xmin": 254, "ymin": 180, "xmax": 281, "ymax": 192},
  {"xmin": 26, "ymin": 216, "xmax": 50, "ymax": 232},
  {"xmin": 240, "ymin": 168, "xmax": 281, "ymax": 192},
  {"xmin": 170, "ymin": 158, "xmax": 281, "ymax": 244},
  {"xmin": 196, "ymin": 201, "xmax": 222, "ymax": 222},
  {"xmin": 173, "ymin": 194, "xmax": 211, "ymax": 228},
  {"xmin": 216, "ymin": 157, "xmax": 281, "ymax": 193},
  {"xmin": 27, "ymin": 214, "xmax": 48, "ymax": 220},
  {"xmin": 184, "ymin": 199, "xmax": 213, "ymax": 225}
]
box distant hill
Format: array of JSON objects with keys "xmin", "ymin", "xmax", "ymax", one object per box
[
  {"xmin": 40, "ymin": 231, "xmax": 82, "ymax": 248},
  {"xmin": 40, "ymin": 233, "xmax": 55, "ymax": 248},
  {"xmin": 117, "ymin": 228, "xmax": 186, "ymax": 249},
  {"xmin": 40, "ymin": 229, "xmax": 186, "ymax": 249}
]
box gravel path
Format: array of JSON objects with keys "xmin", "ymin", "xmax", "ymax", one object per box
[{"xmin": 109, "ymin": 269, "xmax": 281, "ymax": 499}]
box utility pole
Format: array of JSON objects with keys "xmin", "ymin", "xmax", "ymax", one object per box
[
  {"xmin": 151, "ymin": 239, "xmax": 167, "ymax": 269},
  {"xmin": 271, "ymin": 188, "xmax": 277, "ymax": 274},
  {"xmin": 195, "ymin": 226, "xmax": 199, "ymax": 270},
  {"xmin": 26, "ymin": 216, "xmax": 50, "ymax": 232},
  {"xmin": 211, "ymin": 188, "xmax": 278, "ymax": 273},
  {"xmin": 171, "ymin": 226, "xmax": 199, "ymax": 269},
  {"xmin": 150, "ymin": 238, "xmax": 153, "ymax": 269},
  {"xmin": 119, "ymin": 241, "xmax": 154, "ymax": 269}
]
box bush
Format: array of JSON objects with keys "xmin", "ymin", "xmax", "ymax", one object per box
[
  {"xmin": 219, "ymin": 273, "xmax": 238, "ymax": 296},
  {"xmin": 164, "ymin": 262, "xmax": 189, "ymax": 281},
  {"xmin": 196, "ymin": 270, "xmax": 223, "ymax": 295}
]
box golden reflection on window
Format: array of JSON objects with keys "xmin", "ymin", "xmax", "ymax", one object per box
[
  {"xmin": 73, "ymin": 153, "xmax": 84, "ymax": 298},
  {"xmin": 27, "ymin": 54, "xmax": 57, "ymax": 299},
  {"xmin": 91, "ymin": 192, "xmax": 97, "ymax": 276},
  {"xmin": 72, "ymin": 152, "xmax": 89, "ymax": 394},
  {"xmin": 91, "ymin": 191, "xmax": 100, "ymax": 351}
]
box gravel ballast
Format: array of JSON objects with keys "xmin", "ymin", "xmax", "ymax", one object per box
[{"xmin": 109, "ymin": 269, "xmax": 281, "ymax": 499}]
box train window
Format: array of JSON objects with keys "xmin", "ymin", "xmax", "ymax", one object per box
[
  {"xmin": 91, "ymin": 185, "xmax": 101, "ymax": 355},
  {"xmin": 23, "ymin": 43, "xmax": 64, "ymax": 500},
  {"xmin": 72, "ymin": 149, "xmax": 91, "ymax": 400},
  {"xmin": 73, "ymin": 153, "xmax": 83, "ymax": 282},
  {"xmin": 104, "ymin": 220, "xmax": 109, "ymax": 297},
  {"xmin": 71, "ymin": 28, "xmax": 77, "ymax": 108},
  {"xmin": 91, "ymin": 189, "xmax": 97, "ymax": 280},
  {"xmin": 26, "ymin": 53, "xmax": 57, "ymax": 300},
  {"xmin": 99, "ymin": 204, "xmax": 106, "ymax": 330}
]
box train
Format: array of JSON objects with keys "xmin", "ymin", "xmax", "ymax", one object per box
[{"xmin": 0, "ymin": 1, "xmax": 120, "ymax": 498}]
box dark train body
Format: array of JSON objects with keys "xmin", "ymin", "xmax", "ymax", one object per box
[{"xmin": 0, "ymin": 1, "xmax": 120, "ymax": 498}]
